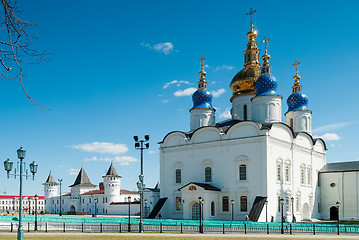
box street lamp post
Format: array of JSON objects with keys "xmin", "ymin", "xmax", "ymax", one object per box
[
  {"xmin": 128, "ymin": 196, "xmax": 131, "ymax": 232},
  {"xmin": 231, "ymin": 200, "xmax": 234, "ymax": 221},
  {"xmin": 3, "ymin": 147, "xmax": 38, "ymax": 240},
  {"xmin": 280, "ymin": 198, "xmax": 284, "ymax": 234},
  {"xmin": 94, "ymin": 198, "xmax": 98, "ymax": 217},
  {"xmin": 198, "ymin": 196, "xmax": 204, "ymax": 233},
  {"xmin": 134, "ymin": 135, "xmax": 149, "ymax": 233},
  {"xmin": 291, "ymin": 197, "xmax": 295, "ymax": 223},
  {"xmin": 58, "ymin": 179, "xmax": 63, "ymax": 216},
  {"xmin": 34, "ymin": 195, "xmax": 38, "ymax": 231},
  {"xmin": 265, "ymin": 200, "xmax": 268, "ymax": 222}
]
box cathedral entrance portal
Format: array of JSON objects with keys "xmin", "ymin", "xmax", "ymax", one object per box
[
  {"xmin": 192, "ymin": 203, "xmax": 200, "ymax": 220},
  {"xmin": 70, "ymin": 205, "xmax": 76, "ymax": 213},
  {"xmin": 330, "ymin": 206, "xmax": 338, "ymax": 220},
  {"xmin": 302, "ymin": 203, "xmax": 310, "ymax": 220}
]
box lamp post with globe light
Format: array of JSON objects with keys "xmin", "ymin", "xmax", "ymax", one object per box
[
  {"xmin": 134, "ymin": 135, "xmax": 149, "ymax": 233},
  {"xmin": 3, "ymin": 147, "xmax": 38, "ymax": 240}
]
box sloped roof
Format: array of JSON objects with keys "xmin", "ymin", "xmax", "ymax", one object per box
[
  {"xmin": 179, "ymin": 182, "xmax": 221, "ymax": 191},
  {"xmin": 81, "ymin": 190, "xmax": 104, "ymax": 195},
  {"xmin": 42, "ymin": 172, "xmax": 58, "ymax": 185},
  {"xmin": 104, "ymin": 162, "xmax": 119, "ymax": 177},
  {"xmin": 120, "ymin": 189, "xmax": 138, "ymax": 194},
  {"xmin": 69, "ymin": 167, "xmax": 96, "ymax": 188},
  {"xmin": 145, "ymin": 182, "xmax": 160, "ymax": 192},
  {"xmin": 320, "ymin": 161, "xmax": 359, "ymax": 173}
]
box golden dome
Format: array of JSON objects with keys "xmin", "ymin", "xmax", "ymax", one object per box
[{"xmin": 230, "ymin": 67, "xmax": 260, "ymax": 99}]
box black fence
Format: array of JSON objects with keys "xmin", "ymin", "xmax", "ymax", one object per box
[{"xmin": 0, "ymin": 221, "xmax": 358, "ymax": 235}]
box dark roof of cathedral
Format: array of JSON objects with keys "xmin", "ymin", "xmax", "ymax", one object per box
[
  {"xmin": 69, "ymin": 167, "xmax": 96, "ymax": 188},
  {"xmin": 178, "ymin": 182, "xmax": 221, "ymax": 191},
  {"xmin": 320, "ymin": 161, "xmax": 359, "ymax": 173},
  {"xmin": 145, "ymin": 182, "xmax": 160, "ymax": 192},
  {"xmin": 42, "ymin": 172, "xmax": 58, "ymax": 185},
  {"xmin": 105, "ymin": 162, "xmax": 119, "ymax": 177}
]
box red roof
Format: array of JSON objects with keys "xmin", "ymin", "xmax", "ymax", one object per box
[
  {"xmin": 0, "ymin": 195, "xmax": 44, "ymax": 199},
  {"xmin": 62, "ymin": 193, "xmax": 71, "ymax": 197},
  {"xmin": 81, "ymin": 190, "xmax": 104, "ymax": 195},
  {"xmin": 120, "ymin": 190, "xmax": 138, "ymax": 194},
  {"xmin": 110, "ymin": 201, "xmax": 140, "ymax": 205}
]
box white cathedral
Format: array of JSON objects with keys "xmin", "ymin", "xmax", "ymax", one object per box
[
  {"xmin": 158, "ymin": 10, "xmax": 359, "ymax": 222},
  {"xmin": 43, "ymin": 9, "xmax": 359, "ymax": 222}
]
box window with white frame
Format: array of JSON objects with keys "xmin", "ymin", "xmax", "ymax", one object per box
[
  {"xmin": 175, "ymin": 169, "xmax": 181, "ymax": 183},
  {"xmin": 296, "ymin": 196, "xmax": 300, "ymax": 212},
  {"xmin": 285, "ymin": 165, "xmax": 290, "ymax": 182},
  {"xmin": 222, "ymin": 196, "xmax": 229, "ymax": 212},
  {"xmin": 240, "ymin": 196, "xmax": 247, "ymax": 212},
  {"xmin": 205, "ymin": 167, "xmax": 212, "ymax": 182},
  {"xmin": 239, "ymin": 164, "xmax": 247, "ymax": 180},
  {"xmin": 211, "ymin": 202, "xmax": 215, "ymax": 216},
  {"xmin": 307, "ymin": 168, "xmax": 312, "ymax": 185},
  {"xmin": 286, "ymin": 197, "xmax": 290, "ymax": 212},
  {"xmin": 277, "ymin": 165, "xmax": 282, "ymax": 181}
]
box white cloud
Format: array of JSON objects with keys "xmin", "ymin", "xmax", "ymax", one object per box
[
  {"xmin": 161, "ymin": 99, "xmax": 169, "ymax": 104},
  {"xmin": 211, "ymin": 88, "xmax": 225, "ymax": 98},
  {"xmin": 163, "ymin": 80, "xmax": 191, "ymax": 89},
  {"xmin": 148, "ymin": 150, "xmax": 156, "ymax": 154},
  {"xmin": 219, "ymin": 108, "xmax": 232, "ymax": 119},
  {"xmin": 84, "ymin": 156, "xmax": 138, "ymax": 166},
  {"xmin": 174, "ymin": 87, "xmax": 197, "ymax": 97},
  {"xmin": 214, "ymin": 65, "xmax": 234, "ymax": 71},
  {"xmin": 204, "ymin": 64, "xmax": 210, "ymax": 68},
  {"xmin": 314, "ymin": 133, "xmax": 341, "ymax": 141},
  {"xmin": 141, "ymin": 42, "xmax": 174, "ymax": 55},
  {"xmin": 312, "ymin": 122, "xmax": 352, "ymax": 133},
  {"xmin": 67, "ymin": 168, "xmax": 79, "ymax": 176},
  {"xmin": 70, "ymin": 142, "xmax": 128, "ymax": 155}
]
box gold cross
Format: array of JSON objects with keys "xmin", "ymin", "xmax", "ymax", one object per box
[
  {"xmin": 293, "ymin": 60, "xmax": 301, "ymax": 74},
  {"xmin": 199, "ymin": 55, "xmax": 206, "ymax": 68},
  {"xmin": 246, "ymin": 7, "xmax": 257, "ymax": 26},
  {"xmin": 262, "ymin": 36, "xmax": 270, "ymax": 53}
]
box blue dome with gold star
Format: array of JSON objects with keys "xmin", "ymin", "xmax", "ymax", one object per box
[
  {"xmin": 191, "ymin": 88, "xmax": 214, "ymax": 110},
  {"xmin": 255, "ymin": 74, "xmax": 277, "ymax": 96},
  {"xmin": 287, "ymin": 92, "xmax": 309, "ymax": 112}
]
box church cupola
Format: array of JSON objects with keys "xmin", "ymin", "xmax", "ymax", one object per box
[
  {"xmin": 285, "ymin": 60, "xmax": 312, "ymax": 134},
  {"xmin": 230, "ymin": 8, "xmax": 261, "ymax": 120},
  {"xmin": 252, "ymin": 37, "xmax": 282, "ymax": 123},
  {"xmin": 190, "ymin": 55, "xmax": 216, "ymax": 130}
]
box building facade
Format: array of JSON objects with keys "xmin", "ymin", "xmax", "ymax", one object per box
[
  {"xmin": 0, "ymin": 195, "xmax": 45, "ymax": 214},
  {"xmin": 43, "ymin": 163, "xmax": 142, "ymax": 215},
  {"xmin": 159, "ymin": 10, "xmax": 328, "ymax": 222}
]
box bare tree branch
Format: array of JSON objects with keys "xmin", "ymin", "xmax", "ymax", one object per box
[{"xmin": 0, "ymin": 0, "xmax": 49, "ymax": 111}]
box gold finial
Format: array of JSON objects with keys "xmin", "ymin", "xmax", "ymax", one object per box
[
  {"xmin": 199, "ymin": 55, "xmax": 206, "ymax": 70},
  {"xmin": 293, "ymin": 60, "xmax": 301, "ymax": 75},
  {"xmin": 262, "ymin": 36, "xmax": 270, "ymax": 54},
  {"xmin": 246, "ymin": 7, "xmax": 257, "ymax": 30},
  {"xmin": 198, "ymin": 55, "xmax": 207, "ymax": 89}
]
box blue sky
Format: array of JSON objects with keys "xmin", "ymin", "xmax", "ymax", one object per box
[{"xmin": 0, "ymin": 0, "xmax": 358, "ymax": 196}]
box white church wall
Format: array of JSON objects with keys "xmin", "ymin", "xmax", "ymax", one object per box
[
  {"xmin": 191, "ymin": 127, "xmax": 221, "ymax": 144},
  {"xmin": 226, "ymin": 122, "xmax": 261, "ymax": 139},
  {"xmin": 163, "ymin": 133, "xmax": 187, "ymax": 147},
  {"xmin": 231, "ymin": 94, "xmax": 254, "ymax": 120},
  {"xmin": 320, "ymin": 171, "xmax": 359, "ymax": 221}
]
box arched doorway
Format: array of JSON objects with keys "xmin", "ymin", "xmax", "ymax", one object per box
[
  {"xmin": 330, "ymin": 206, "xmax": 338, "ymax": 220},
  {"xmin": 302, "ymin": 203, "xmax": 310, "ymax": 220},
  {"xmin": 70, "ymin": 205, "xmax": 76, "ymax": 213},
  {"xmin": 192, "ymin": 203, "xmax": 200, "ymax": 220}
]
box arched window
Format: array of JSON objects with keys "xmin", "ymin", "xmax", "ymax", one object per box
[
  {"xmin": 222, "ymin": 196, "xmax": 229, "ymax": 212},
  {"xmin": 211, "ymin": 202, "xmax": 215, "ymax": 216},
  {"xmin": 244, "ymin": 105, "xmax": 248, "ymax": 120},
  {"xmin": 277, "ymin": 165, "xmax": 282, "ymax": 181},
  {"xmin": 307, "ymin": 169, "xmax": 312, "ymax": 185},
  {"xmin": 285, "ymin": 165, "xmax": 290, "ymax": 182},
  {"xmin": 296, "ymin": 196, "xmax": 300, "ymax": 211},
  {"xmin": 205, "ymin": 167, "xmax": 212, "ymax": 182},
  {"xmin": 240, "ymin": 196, "xmax": 247, "ymax": 212},
  {"xmin": 290, "ymin": 118, "xmax": 294, "ymax": 129},
  {"xmin": 175, "ymin": 169, "xmax": 181, "ymax": 183},
  {"xmin": 301, "ymin": 169, "xmax": 305, "ymax": 184},
  {"xmin": 239, "ymin": 164, "xmax": 247, "ymax": 180}
]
